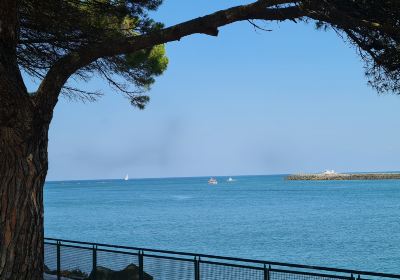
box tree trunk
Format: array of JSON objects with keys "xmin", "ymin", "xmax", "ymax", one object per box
[
  {"xmin": 0, "ymin": 1, "xmax": 49, "ymax": 277},
  {"xmin": 0, "ymin": 110, "xmax": 49, "ymax": 279}
]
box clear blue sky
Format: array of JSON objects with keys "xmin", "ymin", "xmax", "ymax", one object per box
[{"xmin": 25, "ymin": 1, "xmax": 400, "ymax": 180}]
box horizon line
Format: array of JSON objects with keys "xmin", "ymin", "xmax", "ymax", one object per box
[{"xmin": 45, "ymin": 169, "xmax": 400, "ymax": 183}]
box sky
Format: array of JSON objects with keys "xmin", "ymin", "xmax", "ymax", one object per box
[{"xmin": 24, "ymin": 1, "xmax": 400, "ymax": 180}]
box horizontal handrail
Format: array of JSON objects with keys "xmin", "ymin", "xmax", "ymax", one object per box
[{"xmin": 44, "ymin": 237, "xmax": 400, "ymax": 279}]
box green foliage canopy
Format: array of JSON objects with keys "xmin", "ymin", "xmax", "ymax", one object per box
[
  {"xmin": 19, "ymin": 0, "xmax": 168, "ymax": 107},
  {"xmin": 17, "ymin": 0, "xmax": 400, "ymax": 108},
  {"xmin": 303, "ymin": 0, "xmax": 400, "ymax": 94}
]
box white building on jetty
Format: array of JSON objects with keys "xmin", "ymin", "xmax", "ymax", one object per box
[{"xmin": 322, "ymin": 170, "xmax": 337, "ymax": 175}]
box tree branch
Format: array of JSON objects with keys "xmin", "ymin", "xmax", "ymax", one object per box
[
  {"xmin": 34, "ymin": 0, "xmax": 304, "ymax": 120},
  {"xmin": 0, "ymin": 0, "xmax": 19, "ymax": 47},
  {"xmin": 0, "ymin": 0, "xmax": 32, "ymax": 128},
  {"xmin": 305, "ymin": 3, "xmax": 399, "ymax": 39}
]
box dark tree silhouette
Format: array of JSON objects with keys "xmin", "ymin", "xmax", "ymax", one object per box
[{"xmin": 0, "ymin": 0, "xmax": 399, "ymax": 279}]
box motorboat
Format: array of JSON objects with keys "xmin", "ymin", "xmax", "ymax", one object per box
[{"xmin": 208, "ymin": 177, "xmax": 218, "ymax": 185}]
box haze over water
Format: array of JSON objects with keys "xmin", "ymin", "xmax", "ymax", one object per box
[{"xmin": 44, "ymin": 175, "xmax": 400, "ymax": 273}]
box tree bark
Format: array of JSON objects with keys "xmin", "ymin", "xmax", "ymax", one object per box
[
  {"xmin": 0, "ymin": 110, "xmax": 49, "ymax": 280},
  {"xmin": 1, "ymin": 1, "xmax": 48, "ymax": 277},
  {"xmin": 0, "ymin": 79, "xmax": 49, "ymax": 280}
]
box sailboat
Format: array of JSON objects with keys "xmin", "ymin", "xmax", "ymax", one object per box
[{"xmin": 124, "ymin": 174, "xmax": 129, "ymax": 181}]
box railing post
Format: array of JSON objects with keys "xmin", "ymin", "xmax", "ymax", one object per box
[
  {"xmin": 92, "ymin": 245, "xmax": 97, "ymax": 280},
  {"xmin": 264, "ymin": 264, "xmax": 270, "ymax": 280},
  {"xmin": 350, "ymin": 273, "xmax": 354, "ymax": 280},
  {"xmin": 194, "ymin": 256, "xmax": 200, "ymax": 280},
  {"xmin": 56, "ymin": 241, "xmax": 61, "ymax": 280},
  {"xmin": 139, "ymin": 250, "xmax": 144, "ymax": 280}
]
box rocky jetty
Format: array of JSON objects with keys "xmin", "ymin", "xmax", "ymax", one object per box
[{"xmin": 287, "ymin": 173, "xmax": 400, "ymax": 180}]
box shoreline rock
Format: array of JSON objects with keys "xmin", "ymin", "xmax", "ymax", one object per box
[{"xmin": 286, "ymin": 173, "xmax": 400, "ymax": 180}]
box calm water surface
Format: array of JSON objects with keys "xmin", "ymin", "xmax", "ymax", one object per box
[{"xmin": 44, "ymin": 175, "xmax": 400, "ymax": 273}]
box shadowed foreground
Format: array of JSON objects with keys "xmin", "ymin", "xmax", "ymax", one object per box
[{"xmin": 43, "ymin": 238, "xmax": 400, "ymax": 280}]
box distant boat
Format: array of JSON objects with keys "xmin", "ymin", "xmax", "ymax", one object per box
[
  {"xmin": 227, "ymin": 177, "xmax": 234, "ymax": 182},
  {"xmin": 124, "ymin": 174, "xmax": 129, "ymax": 181},
  {"xmin": 208, "ymin": 177, "xmax": 218, "ymax": 185}
]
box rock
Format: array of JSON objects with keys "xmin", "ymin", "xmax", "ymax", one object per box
[
  {"xmin": 60, "ymin": 269, "xmax": 88, "ymax": 279},
  {"xmin": 87, "ymin": 264, "xmax": 153, "ymax": 280},
  {"xmin": 43, "ymin": 265, "xmax": 88, "ymax": 279}
]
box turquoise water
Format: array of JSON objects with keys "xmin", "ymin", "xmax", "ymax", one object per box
[{"xmin": 44, "ymin": 175, "xmax": 400, "ymax": 273}]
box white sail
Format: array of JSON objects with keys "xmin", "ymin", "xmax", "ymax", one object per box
[{"xmin": 124, "ymin": 174, "xmax": 129, "ymax": 181}]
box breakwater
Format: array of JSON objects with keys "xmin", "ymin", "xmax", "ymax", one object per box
[{"xmin": 286, "ymin": 173, "xmax": 400, "ymax": 180}]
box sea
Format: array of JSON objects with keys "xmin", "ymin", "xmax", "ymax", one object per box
[{"xmin": 44, "ymin": 175, "xmax": 400, "ymax": 273}]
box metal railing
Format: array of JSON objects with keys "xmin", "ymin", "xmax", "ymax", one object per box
[{"xmin": 44, "ymin": 237, "xmax": 400, "ymax": 280}]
